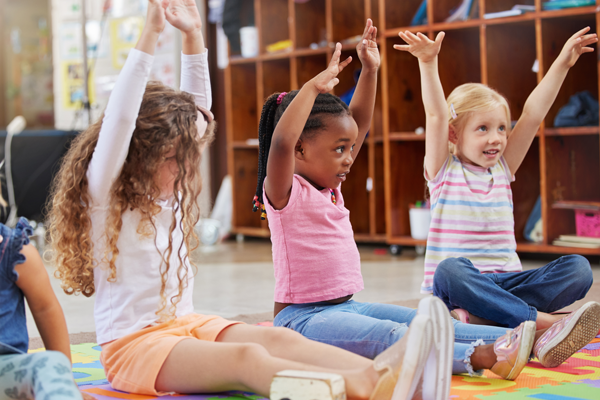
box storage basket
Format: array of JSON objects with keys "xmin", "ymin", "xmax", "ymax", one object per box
[{"xmin": 575, "ymin": 209, "xmax": 600, "ymax": 238}]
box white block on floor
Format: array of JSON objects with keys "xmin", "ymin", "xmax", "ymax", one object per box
[{"xmin": 270, "ymin": 370, "xmax": 346, "ymax": 400}]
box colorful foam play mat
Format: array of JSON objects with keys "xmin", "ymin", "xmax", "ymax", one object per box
[{"xmin": 31, "ymin": 333, "xmax": 600, "ymax": 399}]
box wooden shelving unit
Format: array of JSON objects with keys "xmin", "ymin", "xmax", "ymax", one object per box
[{"xmin": 225, "ymin": 0, "xmax": 600, "ymax": 255}]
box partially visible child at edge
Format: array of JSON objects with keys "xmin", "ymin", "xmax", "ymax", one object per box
[
  {"xmin": 394, "ymin": 27, "xmax": 600, "ymax": 358},
  {"xmin": 0, "ymin": 212, "xmax": 91, "ymax": 398},
  {"xmin": 254, "ymin": 18, "xmax": 600, "ymax": 397},
  {"xmin": 45, "ymin": 1, "xmax": 440, "ymax": 399}
]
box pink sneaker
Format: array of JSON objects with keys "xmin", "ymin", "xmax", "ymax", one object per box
[
  {"xmin": 490, "ymin": 321, "xmax": 536, "ymax": 380},
  {"xmin": 534, "ymin": 301, "xmax": 600, "ymax": 368}
]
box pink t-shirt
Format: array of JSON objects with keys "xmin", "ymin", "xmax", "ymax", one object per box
[{"xmin": 263, "ymin": 175, "xmax": 364, "ymax": 303}]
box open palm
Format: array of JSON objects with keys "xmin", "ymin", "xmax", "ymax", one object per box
[
  {"xmin": 163, "ymin": 0, "xmax": 202, "ymax": 33},
  {"xmin": 312, "ymin": 43, "xmax": 352, "ymax": 93}
]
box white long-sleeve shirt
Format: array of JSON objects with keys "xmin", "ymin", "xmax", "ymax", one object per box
[{"xmin": 87, "ymin": 48, "xmax": 212, "ymax": 345}]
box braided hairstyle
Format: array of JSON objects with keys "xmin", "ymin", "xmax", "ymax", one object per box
[{"xmin": 253, "ymin": 90, "xmax": 351, "ymax": 219}]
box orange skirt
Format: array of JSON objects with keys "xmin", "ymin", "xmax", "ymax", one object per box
[{"xmin": 100, "ymin": 313, "xmax": 243, "ymax": 395}]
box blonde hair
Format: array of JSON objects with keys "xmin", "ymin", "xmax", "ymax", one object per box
[
  {"xmin": 446, "ymin": 83, "xmax": 511, "ymax": 154},
  {"xmin": 47, "ymin": 81, "xmax": 216, "ymax": 320}
]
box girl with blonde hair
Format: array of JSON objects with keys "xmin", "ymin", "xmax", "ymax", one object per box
[{"xmin": 395, "ymin": 27, "xmax": 600, "ymax": 368}]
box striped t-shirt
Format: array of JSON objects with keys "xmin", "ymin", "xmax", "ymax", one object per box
[{"xmin": 421, "ymin": 155, "xmax": 522, "ymax": 294}]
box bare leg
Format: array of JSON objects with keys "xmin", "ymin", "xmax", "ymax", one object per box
[
  {"xmin": 217, "ymin": 324, "xmax": 374, "ymax": 370},
  {"xmin": 535, "ymin": 312, "xmax": 563, "ymax": 330},
  {"xmin": 155, "ymin": 339, "xmax": 378, "ymax": 399}
]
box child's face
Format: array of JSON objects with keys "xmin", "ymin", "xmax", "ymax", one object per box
[
  {"xmin": 453, "ymin": 106, "xmax": 508, "ymax": 169},
  {"xmin": 295, "ymin": 115, "xmax": 358, "ymax": 190}
]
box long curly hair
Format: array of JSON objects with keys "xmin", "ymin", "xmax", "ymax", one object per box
[{"xmin": 47, "ymin": 81, "xmax": 216, "ymax": 319}]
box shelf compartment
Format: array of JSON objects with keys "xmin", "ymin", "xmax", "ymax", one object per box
[
  {"xmin": 432, "ymin": 0, "xmax": 479, "ymax": 24},
  {"xmin": 294, "ymin": 0, "xmax": 326, "ymax": 50},
  {"xmin": 336, "ymin": 48, "xmax": 361, "ymax": 100},
  {"xmin": 385, "ymin": 39, "xmax": 425, "ymax": 132},
  {"xmin": 384, "ymin": 0, "xmax": 425, "ymax": 31},
  {"xmin": 296, "ymin": 54, "xmax": 329, "ymax": 88},
  {"xmin": 262, "ymin": 58, "xmax": 291, "ymax": 98},
  {"xmin": 540, "ymin": 5, "xmax": 598, "ymax": 20},
  {"xmin": 512, "ymin": 137, "xmax": 541, "ymax": 243},
  {"xmin": 331, "ymin": 0, "xmax": 365, "ymax": 44},
  {"xmin": 232, "ymin": 149, "xmax": 263, "ymax": 230},
  {"xmin": 342, "ymin": 145, "xmax": 371, "ymax": 235},
  {"xmin": 541, "ymin": 13, "xmax": 598, "ymax": 128},
  {"xmin": 259, "ymin": 0, "xmax": 290, "ymax": 54},
  {"xmin": 485, "ymin": 0, "xmax": 535, "ymax": 15},
  {"xmin": 437, "ymin": 26, "xmax": 481, "ymax": 95},
  {"xmin": 230, "ymin": 63, "xmax": 258, "ymax": 141},
  {"xmin": 486, "ymin": 21, "xmax": 537, "ymax": 122},
  {"xmin": 545, "ymin": 134, "xmax": 600, "ymax": 242},
  {"xmin": 387, "ymin": 141, "xmax": 427, "ymax": 238}
]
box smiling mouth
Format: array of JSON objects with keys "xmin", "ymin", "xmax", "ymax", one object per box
[
  {"xmin": 337, "ymin": 171, "xmax": 350, "ymax": 178},
  {"xmin": 483, "ymin": 150, "xmax": 499, "ymax": 155}
]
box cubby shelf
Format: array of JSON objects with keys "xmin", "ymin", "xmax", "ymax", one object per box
[{"xmin": 225, "ymin": 0, "xmax": 600, "ymax": 256}]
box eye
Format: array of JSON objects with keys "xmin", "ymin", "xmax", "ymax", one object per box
[
  {"xmin": 477, "ymin": 125, "xmax": 487, "ymax": 132},
  {"xmin": 499, "ymin": 125, "xmax": 506, "ymax": 133},
  {"xmin": 335, "ymin": 146, "xmax": 344, "ymax": 154},
  {"xmin": 350, "ymin": 144, "xmax": 356, "ymax": 153}
]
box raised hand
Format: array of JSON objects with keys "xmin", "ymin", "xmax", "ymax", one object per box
[
  {"xmin": 394, "ymin": 31, "xmax": 445, "ymax": 63},
  {"xmin": 163, "ymin": 0, "xmax": 202, "ymax": 34},
  {"xmin": 145, "ymin": 0, "xmax": 167, "ymax": 34},
  {"xmin": 356, "ymin": 19, "xmax": 380, "ymax": 72},
  {"xmin": 311, "ymin": 42, "xmax": 352, "ymax": 93},
  {"xmin": 558, "ymin": 27, "xmax": 597, "ymax": 69}
]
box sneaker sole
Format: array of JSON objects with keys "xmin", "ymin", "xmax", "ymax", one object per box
[
  {"xmin": 418, "ymin": 297, "xmax": 454, "ymax": 400},
  {"xmin": 538, "ymin": 301, "xmax": 600, "ymax": 368},
  {"xmin": 505, "ymin": 321, "xmax": 536, "ymax": 380},
  {"xmin": 391, "ymin": 314, "xmax": 434, "ymax": 400}
]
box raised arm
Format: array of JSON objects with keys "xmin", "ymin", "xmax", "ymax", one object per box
[
  {"xmin": 265, "ymin": 43, "xmax": 352, "ymax": 209},
  {"xmin": 86, "ymin": 0, "xmax": 165, "ymax": 204},
  {"xmin": 395, "ymin": 31, "xmax": 447, "ymax": 179},
  {"xmin": 504, "ymin": 27, "xmax": 597, "ymax": 175},
  {"xmin": 349, "ymin": 19, "xmax": 380, "ymax": 156},
  {"xmin": 16, "ymin": 245, "xmax": 71, "ymax": 361}
]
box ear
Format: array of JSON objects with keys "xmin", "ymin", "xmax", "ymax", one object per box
[
  {"xmin": 294, "ymin": 139, "xmax": 305, "ymax": 160},
  {"xmin": 448, "ymin": 124, "xmax": 459, "ymax": 144}
]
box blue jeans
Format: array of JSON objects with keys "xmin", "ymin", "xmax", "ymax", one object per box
[
  {"xmin": 0, "ymin": 351, "xmax": 82, "ymax": 400},
  {"xmin": 433, "ymin": 255, "xmax": 593, "ymax": 328},
  {"xmin": 274, "ymin": 300, "xmax": 508, "ymax": 375}
]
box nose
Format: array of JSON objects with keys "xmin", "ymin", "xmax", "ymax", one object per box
[
  {"xmin": 343, "ymin": 153, "xmax": 353, "ymax": 166},
  {"xmin": 489, "ymin": 130, "xmax": 502, "ymax": 144}
]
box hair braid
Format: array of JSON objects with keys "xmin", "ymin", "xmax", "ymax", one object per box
[{"xmin": 252, "ymin": 90, "xmax": 351, "ymax": 219}]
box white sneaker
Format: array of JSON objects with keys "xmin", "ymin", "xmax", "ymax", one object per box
[
  {"xmin": 371, "ymin": 314, "xmax": 434, "ymax": 400},
  {"xmin": 417, "ymin": 296, "xmax": 454, "ymax": 400}
]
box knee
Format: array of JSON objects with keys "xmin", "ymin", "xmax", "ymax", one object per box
[
  {"xmin": 563, "ymin": 255, "xmax": 593, "ymax": 287},
  {"xmin": 234, "ymin": 342, "xmax": 270, "ymax": 364},
  {"xmin": 434, "ymin": 258, "xmax": 474, "ymax": 288},
  {"xmin": 261, "ymin": 327, "xmax": 304, "ymax": 349}
]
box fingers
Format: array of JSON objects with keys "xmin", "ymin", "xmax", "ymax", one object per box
[
  {"xmin": 329, "ymin": 42, "xmax": 343, "ymax": 67},
  {"xmin": 571, "ymin": 26, "xmax": 591, "ymax": 41},
  {"xmin": 434, "ymin": 31, "xmax": 446, "ymax": 45},
  {"xmin": 393, "ymin": 44, "xmax": 410, "ymax": 52},
  {"xmin": 361, "ymin": 18, "xmax": 373, "ymax": 41},
  {"xmin": 338, "ymin": 56, "xmax": 352, "ymax": 72},
  {"xmin": 579, "ymin": 33, "xmax": 598, "ymax": 47}
]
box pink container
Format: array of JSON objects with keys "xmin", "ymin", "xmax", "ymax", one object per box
[{"xmin": 575, "ymin": 209, "xmax": 600, "ymax": 238}]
